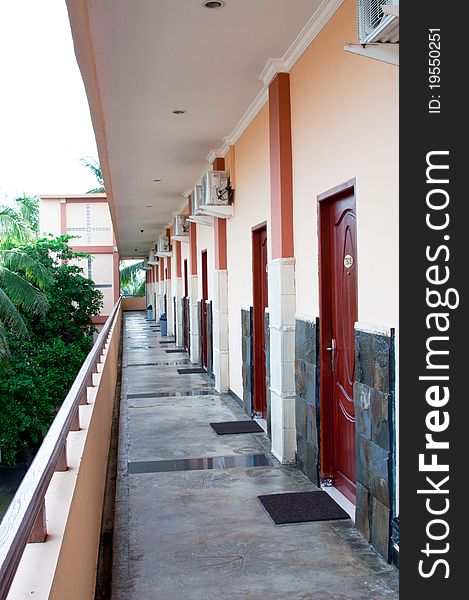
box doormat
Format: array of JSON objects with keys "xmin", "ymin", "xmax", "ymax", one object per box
[
  {"xmin": 160, "ymin": 340, "xmax": 175, "ymax": 344},
  {"xmin": 258, "ymin": 491, "xmax": 350, "ymax": 524},
  {"xmin": 177, "ymin": 367, "xmax": 207, "ymax": 374},
  {"xmin": 166, "ymin": 349, "xmax": 187, "ymax": 353},
  {"xmin": 210, "ymin": 421, "xmax": 264, "ymax": 435}
]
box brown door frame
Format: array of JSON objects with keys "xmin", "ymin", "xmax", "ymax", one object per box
[
  {"xmin": 201, "ymin": 250, "xmax": 208, "ymax": 367},
  {"xmin": 317, "ymin": 178, "xmax": 357, "ymax": 483},
  {"xmin": 252, "ymin": 222, "xmax": 268, "ymax": 418}
]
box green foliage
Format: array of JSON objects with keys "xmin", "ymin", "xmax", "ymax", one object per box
[
  {"xmin": 80, "ymin": 156, "xmax": 105, "ymax": 193},
  {"xmin": 0, "ymin": 195, "xmax": 39, "ymax": 245},
  {"xmin": 0, "ymin": 235, "xmax": 103, "ymax": 465},
  {"xmin": 120, "ymin": 260, "xmax": 145, "ymax": 296}
]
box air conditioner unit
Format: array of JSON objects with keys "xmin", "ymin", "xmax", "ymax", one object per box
[
  {"xmin": 174, "ymin": 214, "xmax": 189, "ymax": 236},
  {"xmin": 358, "ymin": 0, "xmax": 399, "ymax": 44},
  {"xmin": 191, "ymin": 185, "xmax": 203, "ymax": 216},
  {"xmin": 148, "ymin": 247, "xmax": 158, "ymax": 264},
  {"xmin": 202, "ymin": 170, "xmax": 232, "ymax": 206},
  {"xmin": 157, "ymin": 235, "xmax": 171, "ymax": 254}
]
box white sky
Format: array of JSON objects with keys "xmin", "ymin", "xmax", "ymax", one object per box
[{"xmin": 0, "ymin": 0, "xmax": 99, "ymax": 203}]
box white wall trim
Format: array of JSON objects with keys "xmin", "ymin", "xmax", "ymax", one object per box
[
  {"xmin": 354, "ymin": 321, "xmax": 393, "ymax": 337},
  {"xmin": 295, "ymin": 312, "xmax": 317, "ymax": 324},
  {"xmin": 224, "ymin": 86, "xmax": 269, "ymax": 147},
  {"xmin": 282, "ymin": 0, "xmax": 345, "ymax": 73},
  {"xmin": 259, "ymin": 58, "xmax": 289, "ymax": 86}
]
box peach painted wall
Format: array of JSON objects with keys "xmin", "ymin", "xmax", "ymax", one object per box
[
  {"xmin": 290, "ymin": 0, "xmax": 399, "ymax": 330},
  {"xmin": 66, "ymin": 202, "xmax": 113, "ymax": 245},
  {"xmin": 122, "ymin": 296, "xmax": 146, "ymax": 311},
  {"xmin": 39, "ymin": 198, "xmax": 62, "ymax": 236},
  {"xmin": 226, "ymin": 104, "xmax": 271, "ymax": 400}
]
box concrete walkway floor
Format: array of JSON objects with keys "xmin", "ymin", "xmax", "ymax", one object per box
[{"xmin": 112, "ymin": 312, "xmax": 398, "ymax": 599}]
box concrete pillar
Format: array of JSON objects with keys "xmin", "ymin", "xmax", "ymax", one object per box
[
  {"xmin": 268, "ymin": 257, "xmax": 296, "ymax": 463},
  {"xmin": 174, "ymin": 240, "xmax": 184, "ymax": 346},
  {"xmin": 213, "ymin": 269, "xmax": 229, "ymax": 392},
  {"xmin": 189, "ymin": 274, "xmax": 199, "ymax": 363},
  {"xmin": 174, "ymin": 277, "xmax": 183, "ymax": 346},
  {"xmin": 268, "ymin": 73, "xmax": 296, "ymax": 464}
]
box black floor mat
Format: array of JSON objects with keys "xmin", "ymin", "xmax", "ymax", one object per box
[
  {"xmin": 258, "ymin": 491, "xmax": 350, "ymax": 524},
  {"xmin": 159, "ymin": 340, "xmax": 175, "ymax": 344},
  {"xmin": 210, "ymin": 421, "xmax": 264, "ymax": 435},
  {"xmin": 166, "ymin": 349, "xmax": 187, "ymax": 353},
  {"xmin": 177, "ymin": 367, "xmax": 207, "ymax": 374}
]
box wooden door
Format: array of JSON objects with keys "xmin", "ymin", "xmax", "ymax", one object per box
[
  {"xmin": 252, "ymin": 226, "xmax": 268, "ymax": 419},
  {"xmin": 201, "ymin": 251, "xmax": 208, "ymax": 368},
  {"xmin": 319, "ymin": 182, "xmax": 357, "ymax": 502}
]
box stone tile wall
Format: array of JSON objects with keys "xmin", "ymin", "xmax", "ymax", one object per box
[
  {"xmin": 294, "ymin": 318, "xmax": 320, "ymax": 486},
  {"xmin": 241, "ymin": 308, "xmax": 254, "ymax": 417},
  {"xmin": 197, "ymin": 301, "xmax": 203, "ymax": 366},
  {"xmin": 354, "ymin": 328, "xmax": 395, "ymax": 561},
  {"xmin": 265, "ymin": 310, "xmax": 271, "ymax": 439},
  {"xmin": 206, "ymin": 301, "xmax": 213, "ymax": 378}
]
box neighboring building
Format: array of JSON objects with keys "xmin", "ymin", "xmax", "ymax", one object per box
[
  {"xmin": 66, "ymin": 0, "xmax": 399, "ymax": 564},
  {"xmin": 39, "ymin": 194, "xmax": 120, "ymax": 326}
]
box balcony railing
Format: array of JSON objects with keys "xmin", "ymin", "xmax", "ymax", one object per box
[{"xmin": 0, "ymin": 298, "xmax": 123, "ymax": 600}]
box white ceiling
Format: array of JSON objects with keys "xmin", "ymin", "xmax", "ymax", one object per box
[{"xmin": 84, "ymin": 0, "xmax": 322, "ymax": 257}]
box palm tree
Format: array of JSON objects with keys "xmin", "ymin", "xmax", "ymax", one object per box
[
  {"xmin": 0, "ymin": 206, "xmax": 34, "ymax": 245},
  {"xmin": 80, "ymin": 157, "xmax": 105, "ymax": 193},
  {"xmin": 120, "ymin": 260, "xmax": 145, "ymax": 296},
  {"xmin": 15, "ymin": 195, "xmax": 39, "ymax": 235},
  {"xmin": 0, "ymin": 249, "xmax": 52, "ymax": 369}
]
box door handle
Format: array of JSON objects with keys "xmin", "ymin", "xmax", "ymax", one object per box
[{"xmin": 326, "ymin": 338, "xmax": 336, "ymax": 373}]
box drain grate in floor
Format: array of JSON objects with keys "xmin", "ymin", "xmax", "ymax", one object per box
[
  {"xmin": 127, "ymin": 360, "xmax": 190, "ymax": 367},
  {"xmin": 128, "ymin": 453, "xmax": 270, "ymax": 474},
  {"xmin": 127, "ymin": 389, "xmax": 217, "ymax": 399}
]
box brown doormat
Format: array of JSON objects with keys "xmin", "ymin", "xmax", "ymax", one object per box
[
  {"xmin": 258, "ymin": 491, "xmax": 350, "ymax": 524},
  {"xmin": 177, "ymin": 367, "xmax": 207, "ymax": 374},
  {"xmin": 210, "ymin": 421, "xmax": 264, "ymax": 435}
]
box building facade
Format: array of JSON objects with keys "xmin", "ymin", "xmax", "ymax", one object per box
[{"xmin": 39, "ymin": 194, "xmax": 120, "ymax": 325}]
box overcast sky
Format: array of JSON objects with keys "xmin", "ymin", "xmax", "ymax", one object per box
[{"xmin": 0, "ymin": 0, "xmax": 99, "ymax": 203}]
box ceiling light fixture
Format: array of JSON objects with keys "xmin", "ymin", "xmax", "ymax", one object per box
[
  {"xmin": 172, "ymin": 109, "xmax": 186, "ymax": 115},
  {"xmin": 204, "ymin": 1, "xmax": 224, "ymax": 8}
]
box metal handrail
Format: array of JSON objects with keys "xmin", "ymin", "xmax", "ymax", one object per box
[{"xmin": 0, "ymin": 298, "xmax": 122, "ymax": 599}]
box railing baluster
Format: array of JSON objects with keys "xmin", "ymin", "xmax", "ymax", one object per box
[
  {"xmin": 70, "ymin": 408, "xmax": 80, "ymax": 431},
  {"xmin": 27, "ymin": 501, "xmax": 47, "ymax": 544},
  {"xmin": 55, "ymin": 442, "xmax": 68, "ymax": 472}
]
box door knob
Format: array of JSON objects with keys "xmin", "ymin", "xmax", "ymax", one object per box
[{"xmin": 326, "ymin": 338, "xmax": 336, "ymax": 373}]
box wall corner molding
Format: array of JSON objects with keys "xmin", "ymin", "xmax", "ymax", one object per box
[
  {"xmin": 282, "ymin": 0, "xmax": 345, "ymax": 71},
  {"xmin": 259, "ymin": 59, "xmax": 288, "ymax": 86}
]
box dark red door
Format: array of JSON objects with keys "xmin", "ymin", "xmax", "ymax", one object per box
[
  {"xmin": 201, "ymin": 251, "xmax": 208, "ymax": 367},
  {"xmin": 319, "ymin": 184, "xmax": 357, "ymax": 502},
  {"xmin": 252, "ymin": 226, "xmax": 268, "ymax": 419}
]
